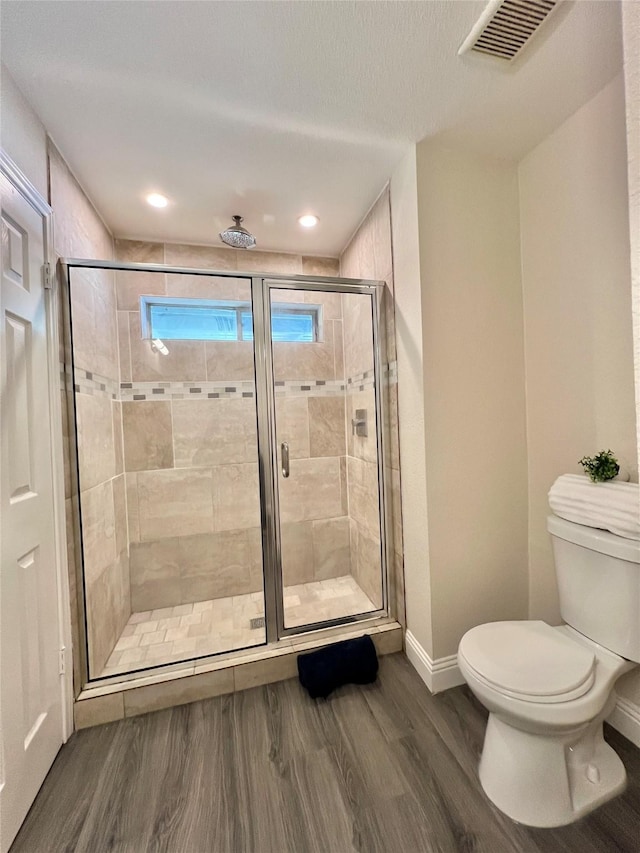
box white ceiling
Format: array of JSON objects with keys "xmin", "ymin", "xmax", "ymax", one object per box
[{"xmin": 1, "ymin": 1, "xmax": 623, "ymax": 255}]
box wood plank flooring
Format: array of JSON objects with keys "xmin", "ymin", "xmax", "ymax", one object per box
[{"xmin": 11, "ymin": 653, "xmax": 640, "ymax": 853}]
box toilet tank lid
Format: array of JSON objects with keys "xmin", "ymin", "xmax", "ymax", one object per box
[
  {"xmin": 547, "ymin": 515, "xmax": 640, "ymax": 563},
  {"xmin": 459, "ymin": 621, "xmax": 595, "ymax": 701}
]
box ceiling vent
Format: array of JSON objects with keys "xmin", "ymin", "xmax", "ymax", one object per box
[{"xmin": 459, "ymin": 0, "xmax": 560, "ymax": 62}]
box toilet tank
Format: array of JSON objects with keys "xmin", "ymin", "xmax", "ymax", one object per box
[{"xmin": 548, "ymin": 515, "xmax": 640, "ymax": 662}]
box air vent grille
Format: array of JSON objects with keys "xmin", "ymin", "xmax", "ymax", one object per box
[{"xmin": 459, "ymin": 0, "xmax": 559, "ymax": 61}]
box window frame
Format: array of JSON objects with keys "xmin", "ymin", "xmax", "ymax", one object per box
[{"xmin": 139, "ymin": 295, "xmax": 322, "ymax": 343}]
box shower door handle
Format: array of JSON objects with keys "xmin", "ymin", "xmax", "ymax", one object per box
[{"xmin": 281, "ymin": 442, "xmax": 290, "ymax": 478}]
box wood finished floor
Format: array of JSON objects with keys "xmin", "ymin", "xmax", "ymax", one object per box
[{"xmin": 11, "ymin": 653, "xmax": 640, "ymax": 853}]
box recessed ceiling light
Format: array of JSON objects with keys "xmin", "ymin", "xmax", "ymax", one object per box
[
  {"xmin": 298, "ymin": 214, "xmax": 319, "ymax": 228},
  {"xmin": 146, "ymin": 193, "xmax": 169, "ymax": 208}
]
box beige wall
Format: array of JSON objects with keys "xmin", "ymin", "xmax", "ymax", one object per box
[
  {"xmin": 0, "ymin": 65, "xmax": 48, "ymax": 198},
  {"xmin": 390, "ymin": 150, "xmax": 431, "ymax": 652},
  {"xmin": 416, "ymin": 142, "xmax": 529, "ymax": 659},
  {"xmin": 50, "ymin": 143, "xmax": 130, "ymax": 679},
  {"xmin": 616, "ymin": 2, "xmax": 640, "ymax": 711},
  {"xmin": 519, "ymin": 74, "xmax": 637, "ymax": 627}
]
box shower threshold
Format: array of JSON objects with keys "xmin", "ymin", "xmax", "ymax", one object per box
[{"xmin": 99, "ymin": 574, "xmax": 376, "ymax": 679}]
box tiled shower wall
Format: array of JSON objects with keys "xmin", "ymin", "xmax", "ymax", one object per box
[
  {"xmin": 340, "ymin": 187, "xmax": 405, "ymax": 625},
  {"xmin": 49, "ymin": 142, "xmax": 130, "ymax": 681},
  {"xmin": 113, "ymin": 240, "xmax": 348, "ymax": 612}
]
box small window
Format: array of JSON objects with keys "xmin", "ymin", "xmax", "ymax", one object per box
[{"xmin": 140, "ymin": 297, "xmax": 320, "ymax": 343}]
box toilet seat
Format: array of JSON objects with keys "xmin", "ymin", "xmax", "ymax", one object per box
[{"xmin": 459, "ymin": 621, "xmax": 596, "ymax": 704}]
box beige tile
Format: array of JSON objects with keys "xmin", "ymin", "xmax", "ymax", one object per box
[
  {"xmin": 117, "ymin": 311, "xmax": 132, "ymax": 382},
  {"xmin": 312, "ymin": 517, "xmax": 351, "ymax": 580},
  {"xmin": 275, "ymin": 397, "xmax": 309, "ymax": 459},
  {"xmin": 74, "ymin": 693, "xmax": 124, "ymax": 729},
  {"xmin": 124, "ymin": 668, "xmax": 234, "ymax": 716},
  {"xmin": 172, "ymin": 398, "xmax": 258, "ymax": 467},
  {"xmin": 370, "ymin": 192, "xmax": 393, "ymax": 284},
  {"xmin": 371, "ymin": 625, "xmax": 403, "ymax": 655},
  {"xmin": 333, "ymin": 320, "xmax": 345, "ymax": 380},
  {"xmin": 211, "ymin": 463, "xmax": 261, "ymax": 531},
  {"xmin": 347, "ymin": 456, "xmax": 381, "ymax": 538},
  {"xmin": 342, "ymin": 291, "xmax": 374, "ymax": 378},
  {"xmin": 165, "ymin": 273, "xmax": 250, "ymax": 301},
  {"xmin": 61, "ymin": 389, "xmax": 72, "ymax": 499},
  {"xmin": 180, "ymin": 529, "xmax": 262, "ymax": 602},
  {"xmin": 126, "ymin": 472, "xmax": 140, "ymax": 543},
  {"xmin": 116, "ymin": 268, "xmax": 166, "ymax": 311},
  {"xmin": 86, "ymin": 561, "xmax": 126, "ymax": 677},
  {"xmin": 308, "ymin": 396, "xmax": 346, "ymax": 457},
  {"xmin": 112, "ymin": 401, "xmax": 124, "ymax": 475},
  {"xmin": 122, "ymin": 401, "xmax": 174, "ymax": 472},
  {"xmin": 205, "ymin": 340, "xmax": 255, "ymax": 381},
  {"xmin": 163, "ymin": 242, "xmax": 237, "ymax": 270},
  {"xmin": 271, "ymin": 288, "xmax": 305, "ymax": 304},
  {"xmin": 115, "ymin": 239, "xmax": 164, "ymax": 264},
  {"xmin": 389, "ymin": 467, "xmax": 403, "ymax": 555},
  {"xmin": 392, "ymin": 550, "xmax": 406, "ymax": 627},
  {"xmin": 137, "ymin": 468, "xmax": 213, "ymax": 540},
  {"xmin": 301, "ymin": 256, "xmax": 340, "ymax": 277},
  {"xmin": 340, "ymin": 456, "xmax": 348, "ymax": 516},
  {"xmin": 112, "ymin": 474, "xmax": 128, "ymax": 556},
  {"xmin": 279, "ymin": 457, "xmax": 343, "ymax": 523},
  {"xmin": 129, "ymin": 312, "xmax": 206, "ymax": 382},
  {"xmin": 81, "ymin": 480, "xmax": 116, "ymax": 584},
  {"xmin": 384, "ymin": 384, "xmax": 400, "ymax": 471},
  {"xmin": 69, "ymin": 267, "xmax": 119, "ymax": 380},
  {"xmin": 233, "ymin": 653, "xmax": 298, "ymax": 691},
  {"xmin": 272, "ymin": 323, "xmax": 335, "ymax": 381},
  {"xmin": 75, "ymin": 392, "xmax": 115, "ymax": 491},
  {"xmin": 130, "ymin": 538, "xmax": 181, "ymax": 611},
  {"xmin": 305, "ymin": 288, "xmax": 343, "ymax": 320},
  {"xmin": 235, "ymin": 250, "xmax": 301, "ymax": 275},
  {"xmin": 280, "ymin": 522, "xmax": 314, "ymax": 586},
  {"xmin": 350, "ymin": 519, "xmax": 383, "ymax": 609}
]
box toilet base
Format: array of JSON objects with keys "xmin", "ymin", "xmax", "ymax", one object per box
[{"xmin": 479, "ymin": 712, "xmax": 627, "ymax": 827}]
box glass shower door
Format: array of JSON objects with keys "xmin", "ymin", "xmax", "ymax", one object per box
[
  {"xmin": 66, "ymin": 262, "xmax": 267, "ymax": 681},
  {"xmin": 267, "ymin": 282, "xmax": 386, "ymax": 632}
]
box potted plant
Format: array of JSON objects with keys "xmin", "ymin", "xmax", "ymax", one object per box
[{"xmin": 578, "ymin": 449, "xmax": 621, "ymax": 483}]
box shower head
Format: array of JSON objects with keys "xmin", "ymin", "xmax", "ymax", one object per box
[{"xmin": 219, "ymin": 215, "xmax": 256, "ymax": 249}]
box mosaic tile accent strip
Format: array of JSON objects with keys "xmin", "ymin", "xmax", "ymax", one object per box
[
  {"xmin": 119, "ymin": 379, "xmax": 256, "ymax": 401},
  {"xmin": 66, "ymin": 361, "xmax": 398, "ymax": 402},
  {"xmin": 66, "ymin": 365, "xmax": 119, "ymax": 399}
]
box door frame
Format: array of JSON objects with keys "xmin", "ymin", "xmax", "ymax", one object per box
[
  {"xmin": 60, "ymin": 258, "xmax": 390, "ymax": 689},
  {"xmin": 1, "ymin": 150, "xmax": 74, "ymax": 740},
  {"xmin": 256, "ymin": 276, "xmax": 389, "ymax": 642}
]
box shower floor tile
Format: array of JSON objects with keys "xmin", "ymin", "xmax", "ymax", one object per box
[{"xmin": 99, "ymin": 575, "xmax": 376, "ymax": 678}]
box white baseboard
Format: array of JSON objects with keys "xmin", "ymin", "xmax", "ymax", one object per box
[
  {"xmin": 405, "ymin": 632, "xmax": 640, "ymax": 746},
  {"xmin": 405, "ymin": 630, "xmax": 465, "ymax": 694},
  {"xmin": 607, "ymin": 695, "xmax": 640, "ymax": 749}
]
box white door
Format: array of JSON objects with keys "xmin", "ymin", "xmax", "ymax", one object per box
[{"xmin": 0, "ymin": 172, "xmax": 63, "ymax": 853}]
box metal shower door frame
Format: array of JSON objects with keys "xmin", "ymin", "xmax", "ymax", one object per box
[
  {"xmin": 253, "ymin": 276, "xmax": 390, "ymax": 643},
  {"xmin": 60, "ymin": 259, "xmax": 389, "ymax": 688}
]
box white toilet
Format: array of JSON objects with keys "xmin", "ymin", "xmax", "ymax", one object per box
[{"xmin": 458, "ymin": 514, "xmax": 640, "ymax": 828}]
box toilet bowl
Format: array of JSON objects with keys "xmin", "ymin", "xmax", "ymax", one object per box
[
  {"xmin": 458, "ymin": 621, "xmax": 635, "ymax": 827},
  {"xmin": 458, "ymin": 514, "xmax": 640, "ymax": 828}
]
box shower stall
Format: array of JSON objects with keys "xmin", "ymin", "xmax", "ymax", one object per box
[{"xmin": 63, "ymin": 259, "xmax": 390, "ymax": 686}]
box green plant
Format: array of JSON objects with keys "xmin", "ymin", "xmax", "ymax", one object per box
[{"xmin": 578, "ymin": 449, "xmax": 620, "ymax": 483}]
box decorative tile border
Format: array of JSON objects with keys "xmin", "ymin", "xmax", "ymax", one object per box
[
  {"xmin": 64, "ymin": 361, "xmax": 398, "ymax": 402},
  {"xmin": 62, "ymin": 365, "xmax": 119, "ymax": 400}
]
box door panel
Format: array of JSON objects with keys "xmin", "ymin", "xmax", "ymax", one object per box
[
  {"xmin": 268, "ymin": 284, "xmax": 385, "ymax": 632},
  {"xmin": 0, "ymin": 175, "xmax": 62, "ymax": 853}
]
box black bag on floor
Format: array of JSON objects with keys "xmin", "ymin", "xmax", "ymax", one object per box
[{"xmin": 297, "ymin": 634, "xmax": 379, "ymax": 699}]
